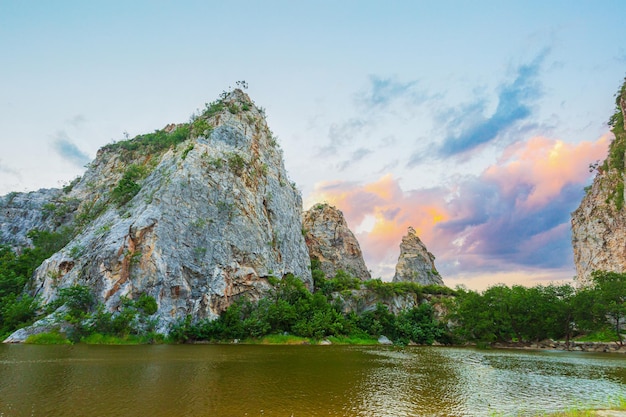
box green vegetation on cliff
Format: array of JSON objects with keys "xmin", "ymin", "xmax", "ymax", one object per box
[
  {"xmin": 0, "ymin": 230, "xmax": 72, "ymax": 339},
  {"xmin": 168, "ymin": 272, "xmax": 452, "ymax": 345},
  {"xmin": 606, "ymin": 78, "xmax": 626, "ymax": 173},
  {"xmin": 599, "ymin": 78, "xmax": 626, "ymax": 209},
  {"xmin": 164, "ymin": 267, "xmax": 624, "ymax": 346},
  {"xmin": 6, "ymin": 247, "xmax": 624, "ymax": 346}
]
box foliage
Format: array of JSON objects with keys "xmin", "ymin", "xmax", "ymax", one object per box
[
  {"xmin": 226, "ymin": 152, "xmax": 246, "ymax": 175},
  {"xmin": 81, "ymin": 332, "xmax": 163, "ymax": 345},
  {"xmin": 75, "ymin": 199, "xmax": 107, "ymax": 228},
  {"xmin": 590, "ymin": 270, "xmax": 626, "ymax": 344},
  {"xmin": 0, "ymin": 294, "xmax": 38, "ymax": 337},
  {"xmin": 24, "ymin": 330, "xmax": 71, "ymax": 345},
  {"xmin": 40, "ymin": 285, "xmax": 160, "ymax": 343},
  {"xmin": 228, "ymin": 103, "xmax": 240, "ymax": 114},
  {"xmin": 59, "ymin": 285, "xmax": 95, "ymax": 317},
  {"xmin": 314, "ymin": 269, "xmax": 361, "ymax": 296},
  {"xmin": 202, "ymin": 100, "xmax": 225, "ymax": 118},
  {"xmin": 103, "ymin": 125, "xmax": 191, "ymax": 158},
  {"xmin": 111, "ymin": 164, "xmax": 148, "ymax": 207},
  {"xmin": 168, "ymin": 273, "xmax": 451, "ymax": 346},
  {"xmin": 0, "ymin": 228, "xmax": 75, "ymax": 338},
  {"xmin": 602, "ymin": 77, "xmax": 626, "ymax": 208},
  {"xmin": 135, "ymin": 293, "xmax": 159, "ymax": 315},
  {"xmin": 392, "ymin": 303, "xmax": 443, "ymax": 345},
  {"xmin": 448, "ymin": 278, "xmax": 625, "ymax": 345},
  {"xmin": 191, "ymin": 118, "xmax": 212, "ymax": 138},
  {"xmin": 181, "ymin": 143, "xmax": 194, "ymax": 160},
  {"xmin": 363, "ymin": 278, "xmax": 456, "ymax": 299}
]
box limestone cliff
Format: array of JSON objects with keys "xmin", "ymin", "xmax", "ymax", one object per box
[
  {"xmin": 2, "ymin": 89, "xmax": 312, "ymax": 334},
  {"xmin": 0, "ymin": 188, "xmax": 74, "ymax": 250},
  {"xmin": 302, "ymin": 203, "xmax": 371, "ymax": 280},
  {"xmin": 392, "ymin": 226, "xmax": 444, "ymax": 286},
  {"xmin": 572, "ymin": 80, "xmax": 626, "ymax": 286}
]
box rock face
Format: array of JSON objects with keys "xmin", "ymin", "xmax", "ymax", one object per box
[
  {"xmin": 571, "ymin": 82, "xmax": 626, "ymax": 286},
  {"xmin": 302, "ymin": 203, "xmax": 371, "ymax": 280},
  {"xmin": 392, "ymin": 227, "xmax": 444, "ymax": 286},
  {"xmin": 571, "ymin": 173, "xmax": 626, "ymax": 285},
  {"xmin": 2, "ymin": 89, "xmax": 312, "ymax": 334},
  {"xmin": 0, "ymin": 188, "xmax": 73, "ymax": 250}
]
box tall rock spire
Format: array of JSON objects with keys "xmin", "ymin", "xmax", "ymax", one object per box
[{"xmin": 392, "ymin": 226, "xmax": 444, "ymax": 286}]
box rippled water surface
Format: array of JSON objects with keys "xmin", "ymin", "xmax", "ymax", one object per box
[{"xmin": 0, "ymin": 344, "xmax": 625, "ymax": 416}]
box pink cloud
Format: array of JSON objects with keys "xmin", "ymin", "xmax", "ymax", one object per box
[
  {"xmin": 306, "ymin": 134, "xmax": 610, "ymax": 289},
  {"xmin": 485, "ymin": 134, "xmax": 610, "ymax": 209}
]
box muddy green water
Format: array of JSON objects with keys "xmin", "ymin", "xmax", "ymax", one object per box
[{"xmin": 0, "ymin": 345, "xmax": 625, "ymax": 417}]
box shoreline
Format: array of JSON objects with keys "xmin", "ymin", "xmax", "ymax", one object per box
[{"xmin": 489, "ymin": 340, "xmax": 626, "ymax": 354}]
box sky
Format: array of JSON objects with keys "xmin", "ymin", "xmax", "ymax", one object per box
[{"xmin": 1, "ymin": 1, "xmax": 625, "ymax": 290}]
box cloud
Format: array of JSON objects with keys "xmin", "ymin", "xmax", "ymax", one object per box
[
  {"xmin": 51, "ymin": 131, "xmax": 90, "ymax": 167},
  {"xmin": 318, "ymin": 118, "xmax": 370, "ymax": 156},
  {"xmin": 439, "ymin": 52, "xmax": 547, "ymax": 157},
  {"xmin": 357, "ymin": 75, "xmax": 419, "ymax": 108},
  {"xmin": 66, "ymin": 114, "xmax": 86, "ymax": 127},
  {"xmin": 0, "ymin": 160, "xmax": 19, "ymax": 177},
  {"xmin": 337, "ymin": 147, "xmax": 372, "ymax": 171},
  {"xmin": 307, "ymin": 133, "xmax": 609, "ymax": 287},
  {"xmin": 319, "ymin": 76, "xmax": 427, "ymax": 156}
]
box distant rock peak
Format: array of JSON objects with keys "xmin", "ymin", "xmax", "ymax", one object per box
[
  {"xmin": 303, "ymin": 203, "xmax": 371, "ymax": 280},
  {"xmin": 392, "ymin": 226, "xmax": 444, "ymax": 286}
]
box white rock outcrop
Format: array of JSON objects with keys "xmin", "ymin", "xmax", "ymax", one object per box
[
  {"xmin": 571, "ymin": 87, "xmax": 626, "ymax": 286},
  {"xmin": 392, "ymin": 227, "xmax": 444, "ymax": 286}
]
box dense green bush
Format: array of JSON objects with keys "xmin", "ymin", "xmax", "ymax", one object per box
[
  {"xmin": 314, "ymin": 269, "xmax": 361, "ymax": 296},
  {"xmin": 103, "ymin": 125, "xmax": 191, "ymax": 158},
  {"xmin": 111, "ymin": 164, "xmax": 148, "ymax": 207},
  {"xmin": 449, "ymin": 275, "xmax": 626, "ymax": 345},
  {"xmin": 37, "ymin": 285, "xmax": 159, "ymax": 343},
  {"xmin": 168, "ymin": 272, "xmax": 450, "ymax": 345},
  {"xmin": 0, "ymin": 229, "xmax": 74, "ymax": 338}
]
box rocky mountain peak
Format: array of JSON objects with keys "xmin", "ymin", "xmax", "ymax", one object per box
[
  {"xmin": 2, "ymin": 88, "xmax": 312, "ymax": 336},
  {"xmin": 302, "ymin": 203, "xmax": 371, "ymax": 280},
  {"xmin": 392, "ymin": 226, "xmax": 444, "ymax": 286}
]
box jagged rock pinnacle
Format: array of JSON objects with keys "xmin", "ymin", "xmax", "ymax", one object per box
[
  {"xmin": 392, "ymin": 226, "xmax": 444, "ymax": 286},
  {"xmin": 303, "ymin": 203, "xmax": 371, "ymax": 280}
]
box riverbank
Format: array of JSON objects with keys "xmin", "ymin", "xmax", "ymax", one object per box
[
  {"xmin": 16, "ymin": 329, "xmax": 626, "ymax": 353},
  {"xmin": 491, "ymin": 340, "xmax": 626, "ymax": 354},
  {"xmin": 540, "ymin": 402, "xmax": 626, "ymax": 416}
]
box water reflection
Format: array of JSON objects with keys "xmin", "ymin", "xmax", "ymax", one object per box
[
  {"xmin": 0, "ymin": 345, "xmax": 624, "ymax": 417},
  {"xmin": 356, "ymin": 347, "xmax": 465, "ymax": 416}
]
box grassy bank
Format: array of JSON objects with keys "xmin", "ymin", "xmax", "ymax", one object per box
[
  {"xmin": 521, "ymin": 397, "xmax": 626, "ymax": 416},
  {"xmin": 22, "ymin": 331, "xmax": 381, "ymax": 346}
]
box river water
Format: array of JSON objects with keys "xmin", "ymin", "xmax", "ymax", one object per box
[{"xmin": 0, "ymin": 344, "xmax": 625, "ymax": 417}]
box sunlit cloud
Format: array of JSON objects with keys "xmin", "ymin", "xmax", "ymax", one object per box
[
  {"xmin": 484, "ymin": 134, "xmax": 611, "ymax": 209},
  {"xmin": 306, "ymin": 133, "xmax": 609, "ymax": 289}
]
